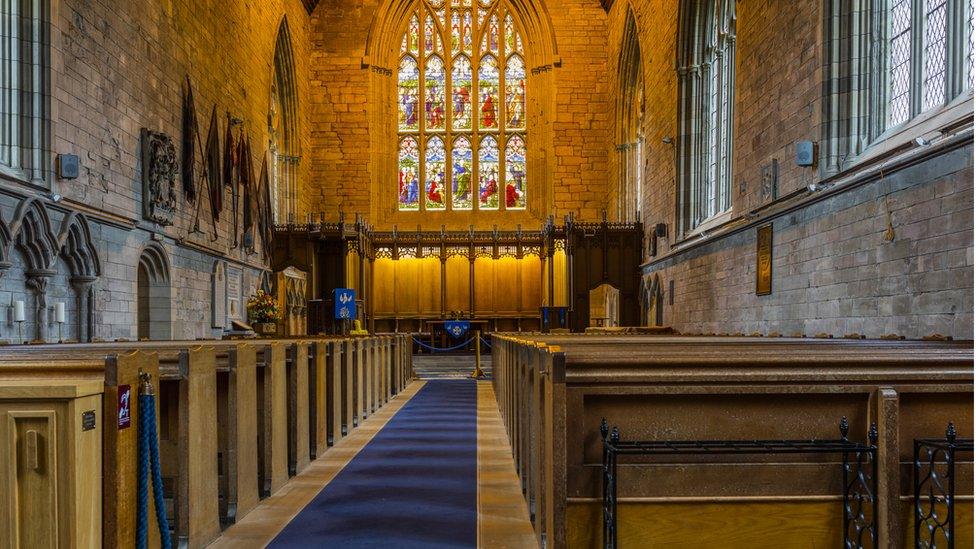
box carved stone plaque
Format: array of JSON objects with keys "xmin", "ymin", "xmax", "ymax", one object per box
[
  {"xmin": 212, "ymin": 261, "xmax": 227, "ymax": 329},
  {"xmin": 760, "ymin": 159, "xmax": 779, "ymax": 204},
  {"xmin": 756, "ymin": 224, "xmax": 773, "ymax": 296},
  {"xmin": 140, "ymin": 128, "xmax": 179, "ymax": 226},
  {"xmin": 227, "ymin": 265, "xmax": 243, "ymax": 324}
]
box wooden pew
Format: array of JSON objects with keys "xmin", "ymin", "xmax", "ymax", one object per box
[
  {"xmin": 491, "ymin": 334, "xmax": 975, "ymax": 549},
  {"xmin": 0, "ymin": 334, "xmax": 402, "ymax": 547}
]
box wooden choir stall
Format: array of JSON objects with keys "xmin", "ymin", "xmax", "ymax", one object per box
[{"xmin": 272, "ymin": 212, "xmax": 645, "ymax": 337}]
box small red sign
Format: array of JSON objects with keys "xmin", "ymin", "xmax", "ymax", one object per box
[{"xmin": 118, "ymin": 385, "xmax": 131, "ymax": 430}]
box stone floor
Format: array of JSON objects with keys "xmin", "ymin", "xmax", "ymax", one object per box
[{"xmin": 413, "ymin": 353, "xmax": 493, "ymax": 379}]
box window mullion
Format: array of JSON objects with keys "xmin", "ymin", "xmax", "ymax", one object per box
[{"xmin": 910, "ymin": 0, "xmax": 924, "ymax": 118}]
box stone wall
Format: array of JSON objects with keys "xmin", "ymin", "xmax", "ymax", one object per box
[
  {"xmin": 0, "ymin": 0, "xmax": 313, "ymax": 341},
  {"xmin": 604, "ymin": 0, "xmax": 974, "ymax": 339},
  {"xmin": 306, "ymin": 0, "xmax": 613, "ymax": 229}
]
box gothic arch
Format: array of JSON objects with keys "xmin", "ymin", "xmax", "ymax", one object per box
[
  {"xmin": 10, "ymin": 198, "xmax": 58, "ymax": 273},
  {"xmin": 137, "ymin": 243, "xmax": 173, "ymax": 340},
  {"xmin": 58, "ymin": 212, "xmax": 101, "ymax": 279},
  {"xmin": 363, "ymin": 0, "xmax": 559, "ymax": 228},
  {"xmin": 0, "ymin": 214, "xmax": 13, "ymax": 272},
  {"xmin": 615, "ymin": 6, "xmax": 644, "ymax": 222},
  {"xmin": 271, "ymin": 16, "xmax": 301, "ymax": 223}
]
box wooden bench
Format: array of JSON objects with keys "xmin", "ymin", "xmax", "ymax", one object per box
[
  {"xmin": 0, "ymin": 334, "xmax": 414, "ymax": 548},
  {"xmin": 491, "ymin": 334, "xmax": 974, "ymax": 549}
]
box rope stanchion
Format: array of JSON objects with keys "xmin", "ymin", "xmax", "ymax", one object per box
[
  {"xmin": 137, "ymin": 372, "xmax": 172, "ymax": 549},
  {"xmin": 471, "ymin": 330, "xmax": 485, "ymax": 378},
  {"xmin": 412, "ymin": 336, "xmax": 475, "ymax": 353}
]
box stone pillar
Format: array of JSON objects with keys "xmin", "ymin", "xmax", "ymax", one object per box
[
  {"xmin": 72, "ymin": 275, "xmax": 97, "ymax": 342},
  {"xmin": 25, "ymin": 269, "xmax": 54, "ymax": 343}
]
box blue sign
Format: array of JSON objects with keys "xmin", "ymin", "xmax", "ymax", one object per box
[
  {"xmin": 444, "ymin": 321, "xmax": 471, "ymax": 339},
  {"xmin": 333, "ymin": 289, "xmax": 357, "ymax": 320}
]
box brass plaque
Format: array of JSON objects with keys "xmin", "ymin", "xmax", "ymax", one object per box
[
  {"xmin": 82, "ymin": 410, "xmax": 97, "ymax": 431},
  {"xmin": 756, "ymin": 224, "xmax": 773, "ymax": 296}
]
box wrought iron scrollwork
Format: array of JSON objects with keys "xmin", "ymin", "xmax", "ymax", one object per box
[
  {"xmin": 914, "ymin": 422, "xmax": 974, "ymax": 549},
  {"xmin": 601, "ymin": 416, "xmax": 879, "ymax": 549}
]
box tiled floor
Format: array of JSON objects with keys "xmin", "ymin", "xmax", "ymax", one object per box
[{"xmin": 208, "ymin": 377, "xmax": 537, "ymax": 548}]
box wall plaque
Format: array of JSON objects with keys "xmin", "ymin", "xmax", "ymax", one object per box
[
  {"xmin": 212, "ymin": 261, "xmax": 227, "ymax": 329},
  {"xmin": 227, "ymin": 266, "xmax": 243, "ymax": 325},
  {"xmin": 140, "ymin": 128, "xmax": 179, "ymax": 226},
  {"xmin": 756, "ymin": 224, "xmax": 773, "ymax": 296}
]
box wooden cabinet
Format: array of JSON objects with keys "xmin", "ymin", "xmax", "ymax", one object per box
[{"xmin": 0, "ymin": 381, "xmax": 103, "ymax": 548}]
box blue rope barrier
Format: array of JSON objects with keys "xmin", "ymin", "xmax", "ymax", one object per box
[
  {"xmin": 138, "ymin": 376, "xmax": 172, "ymax": 549},
  {"xmin": 412, "ymin": 337, "xmax": 475, "ymax": 352}
]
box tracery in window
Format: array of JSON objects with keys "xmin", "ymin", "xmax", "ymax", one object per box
[
  {"xmin": 676, "ymin": 0, "xmax": 736, "ymax": 234},
  {"xmin": 397, "ymin": 0, "xmax": 526, "ymax": 213}
]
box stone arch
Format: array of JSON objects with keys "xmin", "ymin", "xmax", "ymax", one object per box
[
  {"xmin": 271, "ymin": 16, "xmax": 301, "ymax": 224},
  {"xmin": 642, "ymin": 273, "xmax": 663, "ymax": 327},
  {"xmin": 57, "ymin": 212, "xmax": 101, "ymax": 342},
  {"xmin": 137, "ymin": 243, "xmax": 173, "ymax": 340},
  {"xmin": 363, "ymin": 0, "xmax": 559, "ymax": 228},
  {"xmin": 10, "ymin": 197, "xmax": 58, "ymax": 274},
  {"xmin": 615, "ymin": 6, "xmax": 644, "ymax": 222},
  {"xmin": 0, "ymin": 214, "xmax": 14, "ymax": 274},
  {"xmin": 58, "ymin": 212, "xmax": 101, "ymax": 279}
]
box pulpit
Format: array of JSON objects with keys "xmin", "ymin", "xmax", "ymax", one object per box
[{"xmin": 276, "ymin": 267, "xmax": 308, "ymax": 336}]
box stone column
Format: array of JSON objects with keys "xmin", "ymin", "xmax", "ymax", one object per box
[
  {"xmin": 72, "ymin": 275, "xmax": 97, "ymax": 342},
  {"xmin": 25, "ymin": 269, "xmax": 55, "ymax": 343}
]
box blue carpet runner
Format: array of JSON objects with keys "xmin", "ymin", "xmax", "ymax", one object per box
[{"xmin": 270, "ymin": 380, "xmax": 478, "ymax": 548}]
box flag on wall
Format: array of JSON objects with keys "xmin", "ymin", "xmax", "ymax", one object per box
[{"xmin": 181, "ymin": 75, "xmax": 197, "ymax": 202}]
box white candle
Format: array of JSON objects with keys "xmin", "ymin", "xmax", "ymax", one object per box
[
  {"xmin": 55, "ymin": 302, "xmax": 65, "ymax": 323},
  {"xmin": 13, "ymin": 300, "xmax": 24, "ymax": 322}
]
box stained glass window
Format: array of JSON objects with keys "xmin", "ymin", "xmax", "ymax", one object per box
[{"xmin": 397, "ymin": 0, "xmax": 527, "ymax": 212}]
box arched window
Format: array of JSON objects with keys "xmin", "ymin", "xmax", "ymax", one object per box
[
  {"xmin": 676, "ymin": 0, "xmax": 735, "ymax": 234},
  {"xmin": 616, "ymin": 10, "xmax": 643, "ymax": 222},
  {"xmin": 271, "ymin": 19, "xmax": 300, "ymax": 223},
  {"xmin": 397, "ymin": 0, "xmax": 527, "ymax": 213}
]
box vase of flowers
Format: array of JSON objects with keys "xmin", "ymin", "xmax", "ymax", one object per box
[{"xmin": 247, "ymin": 290, "xmax": 281, "ymax": 337}]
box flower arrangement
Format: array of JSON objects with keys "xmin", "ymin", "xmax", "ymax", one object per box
[{"xmin": 247, "ymin": 290, "xmax": 281, "ymax": 324}]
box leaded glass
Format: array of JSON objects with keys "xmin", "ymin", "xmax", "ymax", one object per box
[
  {"xmin": 479, "ymin": 136, "xmax": 499, "ymax": 209},
  {"xmin": 408, "ymin": 15, "xmax": 421, "ymax": 55},
  {"xmin": 452, "ymin": 55, "xmax": 474, "ymax": 130},
  {"xmin": 397, "ymin": 1, "xmax": 527, "ymax": 212},
  {"xmin": 453, "ymin": 137, "xmax": 473, "ymax": 209},
  {"xmin": 479, "ymin": 55, "xmax": 500, "ymax": 129},
  {"xmin": 425, "ymin": 56, "xmax": 447, "ymax": 130},
  {"xmin": 399, "ymin": 56, "xmax": 420, "ymax": 131},
  {"xmin": 399, "ymin": 138, "xmax": 421, "ymax": 210},
  {"xmin": 888, "ymin": 0, "xmax": 912, "ymax": 127},
  {"xmin": 505, "ymin": 136, "xmax": 526, "ymax": 209},
  {"xmin": 505, "ymin": 54, "xmax": 526, "ymax": 129},
  {"xmin": 425, "ymin": 137, "xmax": 447, "ymax": 210},
  {"xmin": 922, "ymin": 0, "xmax": 948, "ymax": 110}
]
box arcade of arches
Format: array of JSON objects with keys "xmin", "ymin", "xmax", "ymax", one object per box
[{"xmin": 0, "ymin": 0, "xmax": 972, "ymax": 547}]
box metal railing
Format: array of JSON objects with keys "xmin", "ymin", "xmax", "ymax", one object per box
[
  {"xmin": 914, "ymin": 422, "xmax": 974, "ymax": 549},
  {"xmin": 600, "ymin": 417, "xmax": 879, "ymax": 549}
]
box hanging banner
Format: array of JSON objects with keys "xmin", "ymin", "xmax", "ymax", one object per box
[
  {"xmin": 333, "ymin": 289, "xmax": 357, "ymax": 320},
  {"xmin": 444, "ymin": 321, "xmax": 471, "ymax": 339}
]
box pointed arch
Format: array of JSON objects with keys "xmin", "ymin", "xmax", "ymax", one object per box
[
  {"xmin": 138, "ymin": 242, "xmax": 172, "ymax": 340},
  {"xmin": 366, "ymin": 0, "xmax": 557, "ymax": 71},
  {"xmin": 615, "ymin": 7, "xmax": 643, "ymax": 222},
  {"xmin": 58, "ymin": 212, "xmax": 102, "ymax": 279},
  {"xmin": 10, "ymin": 198, "xmax": 58, "ymax": 273},
  {"xmin": 271, "ymin": 16, "xmax": 301, "ymax": 224}
]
